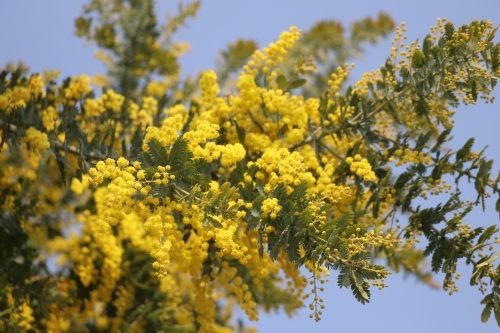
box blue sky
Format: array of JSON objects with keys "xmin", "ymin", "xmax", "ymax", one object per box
[{"xmin": 1, "ymin": 1, "xmax": 500, "ymax": 332}]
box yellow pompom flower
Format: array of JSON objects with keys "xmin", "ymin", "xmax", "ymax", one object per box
[{"xmin": 23, "ymin": 127, "xmax": 50, "ymax": 151}]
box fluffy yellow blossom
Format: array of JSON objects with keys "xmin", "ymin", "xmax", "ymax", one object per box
[
  {"xmin": 164, "ymin": 103, "xmax": 189, "ymax": 124},
  {"xmin": 184, "ymin": 122, "xmax": 220, "ymax": 150},
  {"xmin": 29, "ymin": 74, "xmax": 44, "ymax": 96},
  {"xmin": 234, "ymin": 74, "xmax": 263, "ymax": 112},
  {"xmin": 213, "ymin": 221, "xmax": 243, "ymax": 258},
  {"xmin": 286, "ymin": 128, "xmax": 305, "ymax": 144},
  {"xmin": 70, "ymin": 175, "xmax": 91, "ymax": 195},
  {"xmin": 8, "ymin": 299, "xmax": 35, "ymax": 331},
  {"xmin": 393, "ymin": 147, "xmax": 432, "ymax": 166},
  {"xmin": 244, "ymin": 26, "xmax": 301, "ymax": 80},
  {"xmin": 256, "ymin": 147, "xmax": 315, "ymax": 193},
  {"xmin": 144, "ymin": 114, "xmax": 185, "ymax": 147},
  {"xmin": 199, "ymin": 70, "xmax": 220, "ymax": 108},
  {"xmin": 328, "ymin": 63, "xmax": 355, "ymax": 95},
  {"xmin": 346, "ymin": 155, "xmax": 377, "ymax": 182},
  {"xmin": 9, "ymin": 17, "xmax": 495, "ymax": 331},
  {"xmin": 62, "ymin": 75, "xmax": 92, "ymax": 104},
  {"xmin": 40, "ymin": 105, "xmax": 59, "ymax": 131},
  {"xmin": 244, "ymin": 133, "xmax": 272, "ymax": 154},
  {"xmin": 92, "ymin": 73, "xmax": 108, "ymax": 88},
  {"xmin": 102, "ymin": 89, "xmax": 125, "ymax": 112},
  {"xmin": 219, "ymin": 143, "xmax": 246, "ymax": 169},
  {"xmin": 43, "ymin": 69, "xmax": 61, "ymax": 85},
  {"xmin": 23, "ymin": 127, "xmax": 50, "ymax": 151},
  {"xmin": 83, "ymin": 97, "xmax": 106, "ymax": 116},
  {"xmin": 141, "ymin": 96, "xmax": 158, "ymax": 115},
  {"xmin": 0, "ymin": 85, "xmax": 30, "ymax": 114},
  {"xmin": 261, "ymin": 198, "xmax": 282, "ymax": 218},
  {"xmin": 145, "ymin": 80, "xmax": 168, "ymax": 97}
]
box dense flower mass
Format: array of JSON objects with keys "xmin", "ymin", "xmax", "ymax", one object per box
[{"xmin": 2, "ymin": 1, "xmax": 500, "ymax": 331}]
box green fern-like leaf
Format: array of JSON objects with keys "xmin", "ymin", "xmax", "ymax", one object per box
[
  {"xmin": 456, "ymin": 138, "xmax": 475, "ymax": 161},
  {"xmin": 143, "ymin": 166, "xmax": 157, "ymax": 179},
  {"xmin": 350, "ymin": 269, "xmax": 370, "ymax": 304},
  {"xmin": 477, "ymin": 225, "xmax": 499, "ymax": 245},
  {"xmin": 140, "ymin": 150, "xmax": 155, "ymax": 168},
  {"xmin": 168, "ymin": 137, "xmax": 192, "ymax": 172},
  {"xmin": 494, "ymin": 307, "xmax": 500, "ymax": 326},
  {"xmin": 481, "ymin": 303, "xmax": 492, "ymax": 323},
  {"xmin": 337, "ymin": 267, "xmax": 351, "ymax": 288},
  {"xmin": 147, "ymin": 137, "xmax": 169, "ymax": 166}
]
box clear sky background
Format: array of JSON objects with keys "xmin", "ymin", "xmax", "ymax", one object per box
[{"xmin": 1, "ymin": 1, "xmax": 500, "ymax": 332}]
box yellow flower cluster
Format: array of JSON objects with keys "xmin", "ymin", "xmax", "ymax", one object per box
[
  {"xmin": 244, "ymin": 132, "xmax": 272, "ymax": 154},
  {"xmin": 199, "ymin": 70, "xmax": 220, "ymax": 108},
  {"xmin": 328, "ymin": 63, "xmax": 355, "ymax": 97},
  {"xmin": 42, "ymin": 313, "xmax": 71, "ymax": 333},
  {"xmin": 183, "ymin": 122, "xmax": 246, "ymax": 170},
  {"xmin": 219, "ymin": 143, "xmax": 246, "ymax": 169},
  {"xmin": 263, "ymin": 88, "xmax": 308, "ymax": 129},
  {"xmin": 92, "ymin": 73, "xmax": 108, "ymax": 88},
  {"xmin": 163, "ymin": 103, "xmax": 188, "ymax": 124},
  {"xmin": 323, "ymin": 105, "xmax": 355, "ymax": 127},
  {"xmin": 102, "ymin": 89, "xmax": 125, "ymax": 112},
  {"xmin": 145, "ymin": 80, "xmax": 168, "ymax": 97},
  {"xmin": 215, "ymin": 262, "xmax": 261, "ymax": 321},
  {"xmin": 83, "ymin": 131, "xmax": 307, "ymax": 327},
  {"xmin": 88, "ymin": 157, "xmax": 137, "ymax": 229},
  {"xmin": 47, "ymin": 206, "xmax": 150, "ymax": 330},
  {"xmin": 261, "ymin": 198, "xmax": 282, "ymax": 219},
  {"xmin": 77, "ymin": 88, "xmax": 127, "ymax": 145},
  {"xmin": 322, "ymin": 184, "xmax": 352, "ymax": 205},
  {"xmin": 29, "ymin": 74, "xmax": 44, "ymax": 96},
  {"xmin": 243, "ymin": 26, "xmax": 301, "ymax": 81},
  {"xmin": 346, "ymin": 154, "xmax": 377, "ymax": 182},
  {"xmin": 235, "ymin": 74, "xmax": 262, "ymax": 112},
  {"xmin": 141, "ymin": 95, "xmax": 158, "ymax": 116},
  {"xmin": 391, "ymin": 147, "xmax": 432, "ymax": 166},
  {"xmin": 419, "ymin": 178, "xmax": 452, "ymax": 200},
  {"xmin": 23, "ymin": 126, "xmax": 50, "ymax": 151},
  {"xmin": 0, "ymin": 84, "xmax": 31, "ymax": 114},
  {"xmin": 94, "ymin": 50, "xmax": 114, "ymax": 68},
  {"xmin": 232, "ymin": 79, "xmax": 311, "ymax": 146},
  {"xmin": 87, "ymin": 154, "xmax": 176, "ymax": 277},
  {"xmin": 83, "ymin": 97, "xmax": 106, "ymax": 116},
  {"xmin": 190, "ymin": 70, "xmax": 235, "ymax": 129},
  {"xmin": 211, "ymin": 219, "xmax": 244, "ymax": 258},
  {"xmin": 184, "ymin": 122, "xmax": 220, "ymax": 150},
  {"xmin": 342, "ymin": 230, "xmax": 399, "ymax": 257},
  {"xmin": 40, "ymin": 105, "xmax": 59, "ymax": 131},
  {"xmin": 0, "ymin": 142, "xmax": 47, "ymax": 188},
  {"xmin": 180, "ymin": 29, "xmax": 325, "ymax": 172},
  {"xmin": 61, "ymin": 75, "xmax": 92, "ymax": 106},
  {"xmin": 389, "ymin": 22, "xmax": 408, "ymax": 66},
  {"xmin": 113, "ymin": 282, "xmax": 136, "ymax": 320},
  {"xmin": 43, "ymin": 69, "xmax": 61, "ymax": 85},
  {"xmin": 143, "ymin": 113, "xmax": 184, "ymax": 147},
  {"xmin": 50, "ymin": 209, "xmax": 124, "ymax": 309},
  {"xmin": 5, "ymin": 292, "xmax": 35, "ymax": 331},
  {"xmin": 70, "ymin": 175, "xmax": 91, "ymax": 195},
  {"xmin": 129, "ymin": 96, "xmax": 159, "ymax": 129},
  {"xmin": 353, "ymin": 69, "xmax": 381, "ymax": 96},
  {"xmin": 255, "ymin": 147, "xmax": 316, "ymax": 194}
]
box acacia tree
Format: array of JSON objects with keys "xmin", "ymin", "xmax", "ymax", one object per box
[{"xmin": 1, "ymin": 1, "xmax": 500, "ymax": 332}]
